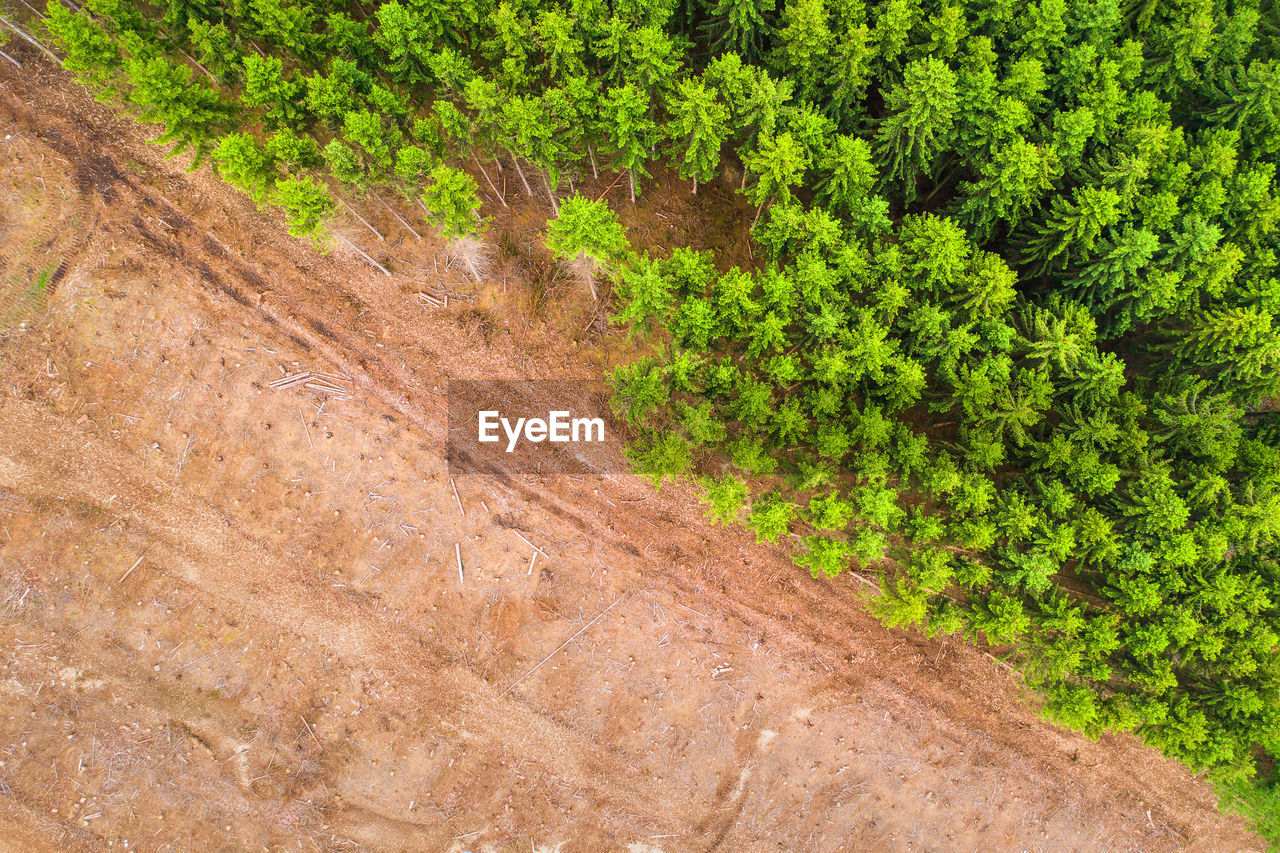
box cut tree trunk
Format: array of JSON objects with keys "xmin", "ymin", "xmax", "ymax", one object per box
[
  {"xmin": 507, "ymin": 152, "xmax": 534, "ymax": 198},
  {"xmin": 337, "ymin": 234, "xmax": 391, "ymax": 277},
  {"xmin": 177, "ymin": 47, "xmax": 219, "ymax": 87},
  {"xmin": 336, "ymin": 195, "xmax": 385, "ymax": 243},
  {"xmin": 542, "ymin": 171, "xmax": 559, "ymax": 215},
  {"xmin": 0, "ymin": 15, "xmax": 59, "ymax": 63},
  {"xmin": 473, "ymin": 153, "xmax": 506, "ymax": 207},
  {"xmin": 578, "ymin": 253, "xmax": 599, "ymax": 302},
  {"xmin": 372, "ymin": 192, "xmax": 422, "ymax": 240},
  {"xmin": 629, "ymin": 169, "xmax": 636, "ymax": 204},
  {"xmin": 11, "ymin": 0, "xmax": 46, "ymax": 19}
]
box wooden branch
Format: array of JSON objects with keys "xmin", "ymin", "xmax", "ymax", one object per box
[
  {"xmin": 510, "ymin": 529, "xmax": 548, "ymax": 559},
  {"xmin": 500, "ymin": 593, "xmax": 626, "ymax": 696},
  {"xmin": 118, "ymin": 553, "xmax": 146, "ymax": 584},
  {"xmin": 594, "ymin": 170, "xmax": 627, "ymax": 203}
]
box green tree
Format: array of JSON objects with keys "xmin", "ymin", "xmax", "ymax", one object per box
[
  {"xmin": 748, "ymin": 491, "xmax": 796, "ymax": 542},
  {"xmin": 772, "ymin": 0, "xmax": 831, "ymax": 100},
  {"xmin": 742, "ymin": 130, "xmax": 808, "ymax": 220},
  {"xmin": 701, "ymin": 474, "xmax": 749, "ymax": 525},
  {"xmin": 323, "ymin": 139, "xmax": 365, "ymax": 185},
  {"xmin": 123, "ymin": 52, "xmax": 232, "ymax": 163},
  {"xmin": 272, "ymin": 175, "xmax": 334, "ymax": 244},
  {"xmin": 1023, "ymin": 185, "xmax": 1123, "ymax": 271},
  {"xmin": 545, "ymin": 195, "xmax": 630, "ymax": 297},
  {"xmin": 666, "ymin": 77, "xmax": 730, "ymax": 194},
  {"xmin": 817, "ymin": 134, "xmax": 876, "ymax": 215},
  {"xmin": 611, "ymin": 357, "xmax": 669, "ymax": 425},
  {"xmin": 871, "ymin": 575, "xmax": 930, "ymax": 629},
  {"xmin": 794, "ymin": 534, "xmax": 853, "ymax": 578},
  {"xmin": 613, "ymin": 255, "xmax": 674, "ymax": 332},
  {"xmin": 43, "ymin": 4, "xmax": 120, "ymax": 91},
  {"xmin": 343, "ymin": 110, "xmax": 400, "ymax": 172},
  {"xmin": 420, "ymin": 164, "xmax": 486, "ymax": 240},
  {"xmin": 875, "ymin": 57, "xmax": 959, "ymax": 202},
  {"xmin": 602, "ymin": 83, "xmax": 657, "ymax": 201},
  {"xmin": 372, "ymin": 2, "xmax": 435, "ymax": 83},
  {"xmin": 627, "ymin": 430, "xmax": 691, "ymax": 488},
  {"xmin": 241, "ymin": 54, "xmax": 305, "ymax": 130},
  {"xmin": 703, "ymin": 0, "xmax": 775, "ymax": 62},
  {"xmin": 212, "ymin": 132, "xmax": 275, "ymax": 204}
]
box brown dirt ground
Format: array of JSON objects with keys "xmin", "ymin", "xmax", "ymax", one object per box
[{"xmin": 0, "ymin": 57, "xmax": 1265, "ymax": 852}]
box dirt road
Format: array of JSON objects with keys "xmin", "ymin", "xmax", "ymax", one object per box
[{"xmin": 0, "ymin": 60, "xmax": 1261, "ymax": 851}]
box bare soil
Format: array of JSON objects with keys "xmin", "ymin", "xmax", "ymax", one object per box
[{"xmin": 0, "ymin": 59, "xmax": 1263, "ymax": 852}]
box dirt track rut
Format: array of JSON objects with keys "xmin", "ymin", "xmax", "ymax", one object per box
[{"xmin": 0, "ymin": 59, "xmax": 1262, "ymax": 851}]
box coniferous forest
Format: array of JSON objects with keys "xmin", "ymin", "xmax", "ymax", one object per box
[{"xmin": 25, "ymin": 0, "xmax": 1280, "ymax": 836}]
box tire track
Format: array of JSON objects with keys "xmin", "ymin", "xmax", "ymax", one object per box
[{"xmin": 0, "ymin": 60, "xmax": 1255, "ymax": 851}]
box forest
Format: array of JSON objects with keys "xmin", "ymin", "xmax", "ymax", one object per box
[{"xmin": 15, "ymin": 0, "xmax": 1280, "ymax": 837}]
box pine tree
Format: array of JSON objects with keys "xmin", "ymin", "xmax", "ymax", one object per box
[
  {"xmin": 700, "ymin": 474, "xmax": 749, "ymax": 525},
  {"xmin": 828, "ymin": 22, "xmax": 873, "ymax": 123},
  {"xmin": 373, "ymin": 1, "xmax": 434, "ymax": 84},
  {"xmin": 43, "ymin": 4, "xmax": 120, "ymax": 91},
  {"xmin": 772, "ymin": 0, "xmax": 831, "ymax": 101},
  {"xmin": 1022, "ymin": 185, "xmax": 1123, "ymax": 271},
  {"xmin": 957, "ymin": 136, "xmax": 1058, "ymax": 241},
  {"xmin": 665, "ymin": 77, "xmax": 730, "ymax": 194},
  {"xmin": 272, "ymin": 175, "xmax": 334, "ymax": 244},
  {"xmin": 794, "ymin": 534, "xmax": 853, "ymax": 578},
  {"xmin": 303, "ymin": 59, "xmax": 371, "ymax": 127},
  {"xmin": 246, "ymin": 0, "xmax": 318, "ymax": 59},
  {"xmin": 123, "ymin": 52, "xmax": 232, "ymax": 163},
  {"xmin": 742, "ymin": 131, "xmax": 808, "ymax": 220},
  {"xmin": 266, "ymin": 129, "xmax": 322, "ymax": 173},
  {"xmin": 703, "ymin": 0, "xmax": 774, "ymax": 61},
  {"xmin": 870, "ymin": 575, "xmax": 930, "ymax": 629},
  {"xmin": 534, "ymin": 8, "xmax": 585, "ymax": 81},
  {"xmin": 323, "ymin": 139, "xmax": 365, "ymax": 185},
  {"xmin": 875, "ymin": 57, "xmax": 959, "ymax": 202},
  {"xmin": 343, "ymin": 109, "xmax": 400, "ymax": 173},
  {"xmin": 241, "ymin": 54, "xmax": 305, "ymax": 130},
  {"xmin": 602, "ymin": 83, "xmax": 657, "ymax": 201},
  {"xmin": 627, "ymin": 430, "xmax": 692, "ymax": 488},
  {"xmin": 611, "ymin": 358, "xmax": 669, "ymax": 425},
  {"xmin": 545, "ymin": 195, "xmax": 630, "ymax": 298},
  {"xmin": 420, "ymin": 164, "xmax": 486, "ymax": 240},
  {"xmin": 748, "ymin": 491, "xmax": 795, "ymax": 542},
  {"xmin": 622, "ymin": 25, "xmax": 678, "ymax": 99},
  {"xmin": 324, "ymin": 11, "xmax": 376, "ymax": 65},
  {"xmin": 613, "ymin": 254, "xmax": 675, "ymax": 332},
  {"xmin": 188, "ymin": 19, "xmax": 242, "ymax": 83},
  {"xmin": 212, "ymin": 132, "xmax": 276, "ymax": 204},
  {"xmin": 735, "ymin": 66, "xmax": 795, "ymax": 154},
  {"xmin": 817, "ymin": 134, "xmax": 876, "ymax": 215}
]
